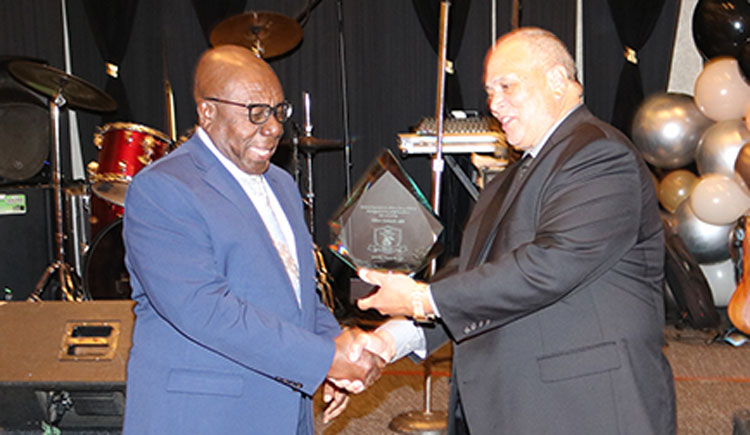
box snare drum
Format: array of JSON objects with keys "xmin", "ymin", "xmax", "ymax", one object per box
[{"xmin": 89, "ymin": 122, "xmax": 172, "ymax": 206}]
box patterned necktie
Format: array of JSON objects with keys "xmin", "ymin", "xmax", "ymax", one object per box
[{"xmin": 248, "ymin": 176, "xmax": 301, "ymax": 304}]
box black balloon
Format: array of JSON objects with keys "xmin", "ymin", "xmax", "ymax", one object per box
[
  {"xmin": 740, "ymin": 42, "xmax": 750, "ymax": 84},
  {"xmin": 692, "ymin": 0, "xmax": 750, "ymax": 60}
]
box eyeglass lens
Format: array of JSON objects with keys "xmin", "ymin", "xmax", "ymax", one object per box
[{"xmin": 249, "ymin": 102, "xmax": 292, "ymax": 124}]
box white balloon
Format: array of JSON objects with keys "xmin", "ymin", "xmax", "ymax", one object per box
[
  {"xmin": 689, "ymin": 174, "xmax": 750, "ymax": 225},
  {"xmin": 694, "ymin": 57, "xmax": 750, "ymax": 122},
  {"xmin": 699, "ymin": 259, "xmax": 737, "ymax": 307}
]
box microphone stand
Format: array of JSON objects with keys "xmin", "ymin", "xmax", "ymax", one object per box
[{"xmin": 389, "ymin": 2, "xmax": 451, "ymax": 434}]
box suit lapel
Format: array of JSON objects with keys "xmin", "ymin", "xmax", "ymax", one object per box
[
  {"xmin": 186, "ymin": 137, "xmax": 256, "ymax": 221},
  {"xmin": 187, "ymin": 138, "xmax": 303, "ymax": 309},
  {"xmin": 464, "ymin": 159, "xmax": 525, "ymax": 268},
  {"xmin": 462, "ymin": 106, "xmax": 591, "ymax": 270}
]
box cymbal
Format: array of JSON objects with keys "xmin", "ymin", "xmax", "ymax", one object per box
[
  {"xmin": 282, "ymin": 135, "xmax": 344, "ymax": 152},
  {"xmin": 8, "ymin": 60, "xmax": 117, "ymax": 112},
  {"xmin": 210, "ymin": 11, "xmax": 303, "ymax": 59}
]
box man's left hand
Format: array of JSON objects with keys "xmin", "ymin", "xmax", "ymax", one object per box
[{"xmin": 322, "ymin": 380, "xmax": 350, "ymax": 423}]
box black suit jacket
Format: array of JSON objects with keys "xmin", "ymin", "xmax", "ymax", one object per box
[{"xmin": 425, "ymin": 106, "xmax": 676, "ymax": 434}]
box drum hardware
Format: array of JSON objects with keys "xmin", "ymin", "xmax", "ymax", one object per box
[
  {"xmin": 63, "ymin": 183, "xmax": 92, "ymax": 277},
  {"xmin": 209, "ymin": 11, "xmax": 303, "ymax": 59},
  {"xmin": 162, "ymin": 48, "xmax": 177, "ymax": 144},
  {"xmin": 282, "ymin": 92, "xmax": 344, "ymax": 236},
  {"xmin": 314, "ymin": 244, "xmax": 336, "ymax": 313},
  {"xmin": 8, "ymin": 60, "xmax": 116, "ymax": 302},
  {"xmin": 298, "ymin": 136, "xmax": 344, "ymax": 236}
]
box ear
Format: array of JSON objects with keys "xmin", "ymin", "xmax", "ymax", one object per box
[
  {"xmin": 546, "ymin": 64, "xmax": 568, "ymax": 99},
  {"xmin": 196, "ymin": 100, "xmax": 216, "ymax": 126}
]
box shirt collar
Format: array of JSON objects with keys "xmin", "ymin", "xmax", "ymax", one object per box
[
  {"xmin": 524, "ymin": 102, "xmax": 582, "ymax": 159},
  {"xmin": 196, "ymin": 126, "xmax": 263, "ymax": 183}
]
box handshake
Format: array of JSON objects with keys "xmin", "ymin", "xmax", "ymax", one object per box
[
  {"xmin": 321, "ymin": 268, "xmax": 423, "ymax": 423},
  {"xmin": 321, "ymin": 327, "xmax": 395, "ymax": 423}
]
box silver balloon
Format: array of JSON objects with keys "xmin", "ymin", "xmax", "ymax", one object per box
[
  {"xmin": 695, "ymin": 119, "xmax": 750, "ymax": 177},
  {"xmin": 674, "ymin": 200, "xmax": 733, "ymax": 264},
  {"xmin": 631, "ymin": 93, "xmax": 714, "ymax": 169}
]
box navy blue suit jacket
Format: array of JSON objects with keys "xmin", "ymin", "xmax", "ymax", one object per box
[{"xmin": 122, "ymin": 134, "xmax": 340, "ymax": 434}]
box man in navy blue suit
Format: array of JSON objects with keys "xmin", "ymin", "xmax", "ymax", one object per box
[{"xmin": 122, "ymin": 44, "xmax": 382, "ymax": 434}]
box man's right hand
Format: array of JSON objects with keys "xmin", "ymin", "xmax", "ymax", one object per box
[{"xmin": 327, "ymin": 328, "xmax": 385, "ymax": 393}]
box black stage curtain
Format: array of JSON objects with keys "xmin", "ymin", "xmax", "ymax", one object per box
[
  {"xmin": 607, "ymin": 0, "xmax": 667, "ymax": 136},
  {"xmin": 191, "ymin": 0, "xmax": 247, "ymax": 44},
  {"xmin": 82, "ymin": 0, "xmax": 139, "ymax": 123},
  {"xmin": 519, "ymin": 0, "xmax": 577, "ymax": 55},
  {"xmin": 583, "ymin": 0, "xmax": 680, "ymax": 129}
]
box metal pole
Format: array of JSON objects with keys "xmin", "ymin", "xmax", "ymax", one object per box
[
  {"xmin": 430, "ymin": 0, "xmax": 450, "ymax": 217},
  {"xmin": 388, "ymin": 3, "xmax": 451, "ymax": 434},
  {"xmin": 428, "ymin": 0, "xmax": 451, "ymax": 279},
  {"xmin": 336, "ymin": 0, "xmax": 353, "ymax": 196},
  {"xmin": 61, "ymin": 0, "xmax": 84, "ymax": 181}
]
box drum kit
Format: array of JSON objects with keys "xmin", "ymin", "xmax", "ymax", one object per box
[
  {"xmin": 6, "ymin": 59, "xmax": 170, "ymax": 301},
  {"xmin": 6, "ymin": 11, "xmax": 343, "ymax": 302}
]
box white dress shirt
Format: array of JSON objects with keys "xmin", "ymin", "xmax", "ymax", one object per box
[{"xmin": 197, "ymin": 127, "xmax": 301, "ymax": 303}]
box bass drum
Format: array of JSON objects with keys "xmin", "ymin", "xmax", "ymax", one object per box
[{"xmin": 83, "ymin": 218, "xmax": 131, "ymax": 299}]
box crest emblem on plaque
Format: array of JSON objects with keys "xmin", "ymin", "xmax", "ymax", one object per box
[{"xmin": 369, "ymin": 225, "xmax": 407, "ymax": 258}]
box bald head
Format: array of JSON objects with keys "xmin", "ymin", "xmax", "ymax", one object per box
[
  {"xmin": 484, "ymin": 27, "xmax": 582, "ymax": 151},
  {"xmin": 192, "ymin": 45, "xmax": 286, "ymax": 175},
  {"xmin": 193, "ymin": 45, "xmax": 280, "ymax": 107},
  {"xmin": 488, "ymin": 27, "xmax": 579, "ymax": 84}
]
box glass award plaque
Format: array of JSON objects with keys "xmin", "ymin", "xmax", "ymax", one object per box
[{"xmin": 329, "ymin": 149, "xmax": 443, "ymax": 274}]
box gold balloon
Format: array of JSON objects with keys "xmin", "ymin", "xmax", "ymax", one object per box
[{"xmin": 659, "ymin": 169, "xmax": 698, "ymax": 213}]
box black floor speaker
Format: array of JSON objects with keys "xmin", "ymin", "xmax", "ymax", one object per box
[
  {"xmin": 0, "ymin": 184, "xmax": 54, "ymax": 301},
  {"xmin": 0, "ymin": 300, "xmax": 134, "ymax": 431}
]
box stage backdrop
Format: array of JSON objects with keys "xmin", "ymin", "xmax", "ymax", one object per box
[{"xmin": 0, "ymin": 0, "xmax": 679, "ymax": 303}]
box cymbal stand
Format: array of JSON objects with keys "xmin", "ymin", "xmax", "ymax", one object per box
[
  {"xmin": 302, "ymin": 148, "xmax": 317, "ymax": 235},
  {"xmin": 300, "ymin": 91, "xmax": 316, "ymax": 235},
  {"xmin": 28, "ymin": 90, "xmax": 85, "ymax": 302}
]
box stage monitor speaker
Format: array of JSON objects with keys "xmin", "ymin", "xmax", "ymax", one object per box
[
  {"xmin": 0, "ymin": 184, "xmax": 54, "ymax": 301},
  {"xmin": 0, "ymin": 300, "xmax": 134, "ymax": 431}
]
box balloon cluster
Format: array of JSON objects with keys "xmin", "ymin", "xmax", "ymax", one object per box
[{"xmin": 630, "ymin": 0, "xmax": 750, "ymax": 306}]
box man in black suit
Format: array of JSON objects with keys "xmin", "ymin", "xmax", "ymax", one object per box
[{"xmin": 357, "ymin": 27, "xmax": 676, "ymax": 434}]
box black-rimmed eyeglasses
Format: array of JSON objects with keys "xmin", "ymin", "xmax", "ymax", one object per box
[{"xmin": 204, "ymin": 97, "xmax": 293, "ymax": 125}]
